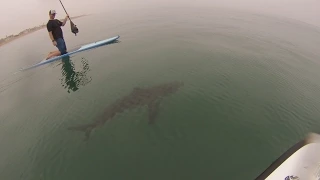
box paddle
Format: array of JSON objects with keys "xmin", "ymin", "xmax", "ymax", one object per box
[{"xmin": 58, "ymin": 0, "xmax": 79, "ymax": 36}]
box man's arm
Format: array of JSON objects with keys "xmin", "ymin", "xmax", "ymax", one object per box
[
  {"xmin": 61, "ymin": 16, "xmax": 69, "ymax": 26},
  {"xmin": 47, "ymin": 22, "xmax": 55, "ymax": 42},
  {"xmin": 48, "ymin": 31, "xmax": 55, "ymax": 42},
  {"xmin": 47, "ymin": 22, "xmax": 56, "ymax": 45}
]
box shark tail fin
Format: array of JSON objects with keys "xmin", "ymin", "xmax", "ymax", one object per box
[
  {"xmin": 67, "ymin": 124, "xmax": 91, "ymax": 131},
  {"xmin": 67, "ymin": 124, "xmax": 94, "ymax": 141}
]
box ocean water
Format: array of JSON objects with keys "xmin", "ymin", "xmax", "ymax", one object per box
[{"xmin": 1, "ymin": 6, "xmax": 320, "ymax": 180}]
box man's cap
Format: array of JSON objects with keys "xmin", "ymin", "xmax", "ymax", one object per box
[{"xmin": 49, "ymin": 10, "xmax": 56, "ymax": 15}]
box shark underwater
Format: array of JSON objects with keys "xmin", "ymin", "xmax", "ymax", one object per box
[{"xmin": 68, "ymin": 81, "xmax": 184, "ymax": 140}]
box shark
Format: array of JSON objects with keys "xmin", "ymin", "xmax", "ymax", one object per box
[{"xmin": 68, "ymin": 81, "xmax": 184, "ymax": 140}]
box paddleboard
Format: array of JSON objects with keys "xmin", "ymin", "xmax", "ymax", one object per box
[
  {"xmin": 255, "ymin": 133, "xmax": 320, "ymax": 180},
  {"xmin": 20, "ymin": 35, "xmax": 120, "ymax": 71}
]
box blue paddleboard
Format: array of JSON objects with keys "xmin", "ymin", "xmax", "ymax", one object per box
[{"xmin": 20, "ymin": 35, "xmax": 120, "ymax": 71}]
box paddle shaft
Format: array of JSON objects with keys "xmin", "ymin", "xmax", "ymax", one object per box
[{"xmin": 58, "ymin": 0, "xmax": 72, "ymax": 22}]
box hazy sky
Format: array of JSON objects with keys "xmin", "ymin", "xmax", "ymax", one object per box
[{"xmin": 0, "ymin": 0, "xmax": 319, "ymax": 38}]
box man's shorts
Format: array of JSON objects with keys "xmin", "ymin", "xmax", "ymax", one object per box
[{"xmin": 55, "ymin": 38, "xmax": 67, "ymax": 55}]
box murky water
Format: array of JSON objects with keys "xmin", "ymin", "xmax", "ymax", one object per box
[{"xmin": 1, "ymin": 6, "xmax": 320, "ymax": 180}]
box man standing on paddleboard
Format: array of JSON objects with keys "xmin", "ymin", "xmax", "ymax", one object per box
[{"xmin": 46, "ymin": 10, "xmax": 69, "ymax": 60}]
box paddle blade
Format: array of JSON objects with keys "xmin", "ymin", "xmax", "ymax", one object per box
[{"xmin": 70, "ymin": 20, "xmax": 79, "ymax": 36}]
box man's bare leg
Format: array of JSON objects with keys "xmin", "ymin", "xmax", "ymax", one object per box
[
  {"xmin": 46, "ymin": 51, "xmax": 54, "ymax": 58},
  {"xmin": 46, "ymin": 50, "xmax": 61, "ymax": 60}
]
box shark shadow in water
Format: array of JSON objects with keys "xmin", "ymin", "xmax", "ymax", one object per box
[{"xmin": 68, "ymin": 81, "xmax": 184, "ymax": 140}]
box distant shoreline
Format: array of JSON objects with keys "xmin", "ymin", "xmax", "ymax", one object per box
[{"xmin": 0, "ymin": 14, "xmax": 88, "ymax": 47}]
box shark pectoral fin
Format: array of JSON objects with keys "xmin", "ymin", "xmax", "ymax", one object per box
[
  {"xmin": 84, "ymin": 128, "xmax": 93, "ymax": 141},
  {"xmin": 147, "ymin": 100, "xmax": 160, "ymax": 124},
  {"xmin": 133, "ymin": 87, "xmax": 142, "ymax": 91},
  {"xmin": 133, "ymin": 87, "xmax": 143, "ymax": 93}
]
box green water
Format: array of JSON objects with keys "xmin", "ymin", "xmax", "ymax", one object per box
[{"xmin": 1, "ymin": 6, "xmax": 320, "ymax": 180}]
